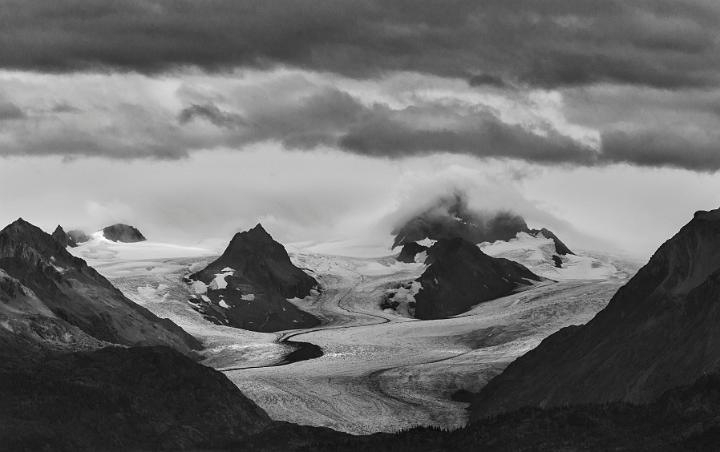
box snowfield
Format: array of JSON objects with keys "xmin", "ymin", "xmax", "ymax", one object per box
[
  {"xmin": 76, "ymin": 237, "xmax": 639, "ymax": 435},
  {"xmin": 479, "ymin": 232, "xmax": 626, "ymax": 281}
]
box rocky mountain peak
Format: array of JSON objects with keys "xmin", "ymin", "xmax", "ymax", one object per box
[
  {"xmin": 102, "ymin": 223, "xmax": 146, "ymax": 242},
  {"xmin": 413, "ymin": 237, "xmax": 542, "ymax": 319},
  {"xmin": 187, "ymin": 224, "xmax": 320, "ymax": 332},
  {"xmin": 51, "ymin": 225, "xmax": 78, "ymax": 248}
]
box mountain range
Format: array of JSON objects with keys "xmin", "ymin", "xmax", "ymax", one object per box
[{"xmin": 5, "ymin": 205, "xmax": 720, "ymax": 450}]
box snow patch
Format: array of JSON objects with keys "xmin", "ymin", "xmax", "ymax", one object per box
[
  {"xmin": 382, "ymin": 280, "xmax": 422, "ymax": 318},
  {"xmin": 479, "ymin": 232, "xmax": 619, "ymax": 281},
  {"xmin": 208, "ymin": 268, "xmax": 235, "ymax": 290},
  {"xmin": 191, "ymin": 280, "xmax": 208, "ymax": 295},
  {"xmin": 219, "ymin": 300, "xmax": 231, "ymax": 309},
  {"xmin": 241, "ymin": 293, "xmax": 256, "ymax": 301}
]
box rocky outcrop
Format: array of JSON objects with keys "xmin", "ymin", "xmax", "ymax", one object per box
[
  {"xmin": 187, "ymin": 224, "xmax": 320, "ymax": 332},
  {"xmin": 0, "ymin": 218, "xmax": 200, "ymax": 354},
  {"xmin": 396, "ymin": 242, "xmax": 429, "ymax": 263},
  {"xmin": 102, "ymin": 223, "xmax": 146, "ymax": 242},
  {"xmin": 529, "ymin": 227, "xmax": 573, "ymax": 256},
  {"xmin": 470, "ymin": 208, "xmax": 720, "ymax": 419},
  {"xmin": 392, "ymin": 192, "xmax": 573, "ymax": 256},
  {"xmin": 392, "ymin": 193, "xmax": 528, "ymax": 249},
  {"xmin": 414, "ymin": 238, "xmax": 542, "ymax": 319},
  {"xmin": 51, "ymin": 225, "xmax": 77, "ymax": 248}
]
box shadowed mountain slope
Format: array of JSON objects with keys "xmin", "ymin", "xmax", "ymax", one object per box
[
  {"xmin": 187, "ymin": 224, "xmax": 320, "ymax": 332},
  {"xmin": 0, "ymin": 344, "xmax": 273, "ymax": 452},
  {"xmin": 470, "ymin": 208, "xmax": 720, "ymax": 419},
  {"xmin": 414, "ymin": 238, "xmax": 542, "ymax": 319},
  {"xmin": 0, "ymin": 218, "xmax": 200, "ymax": 353}
]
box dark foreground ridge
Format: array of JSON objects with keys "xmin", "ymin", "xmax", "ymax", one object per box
[
  {"xmin": 187, "ymin": 224, "xmax": 320, "ymax": 332},
  {"xmin": 285, "ymin": 373, "xmax": 720, "ymax": 452},
  {"xmin": 470, "ymin": 207, "xmax": 720, "ymax": 419},
  {"xmin": 0, "ymin": 345, "xmax": 273, "ymax": 452}
]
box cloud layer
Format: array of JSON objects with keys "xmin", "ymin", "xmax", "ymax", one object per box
[
  {"xmin": 2, "ymin": 0, "xmax": 720, "ymax": 90},
  {"xmin": 2, "ymin": 2, "xmax": 720, "ymax": 172},
  {"xmin": 3, "ymin": 69, "xmax": 720, "ymax": 171}
]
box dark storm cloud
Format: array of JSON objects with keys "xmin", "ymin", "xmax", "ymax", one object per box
[
  {"xmin": 3, "ymin": 0, "xmax": 720, "ymax": 89},
  {"xmin": 601, "ymin": 129, "xmax": 720, "ymax": 172},
  {"xmin": 338, "ymin": 108, "xmax": 596, "ymax": 164},
  {"xmin": 468, "ymin": 74, "xmax": 509, "ymax": 89}
]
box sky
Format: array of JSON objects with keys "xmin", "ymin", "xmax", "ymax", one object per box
[{"xmin": 2, "ymin": 0, "xmax": 720, "ymax": 258}]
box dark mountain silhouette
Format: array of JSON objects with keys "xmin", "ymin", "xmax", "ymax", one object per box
[
  {"xmin": 470, "ymin": 208, "xmax": 720, "ymax": 419},
  {"xmin": 187, "ymin": 224, "xmax": 320, "ymax": 332},
  {"xmin": 414, "ymin": 238, "xmax": 542, "ymax": 319},
  {"xmin": 392, "ymin": 192, "xmax": 573, "ymax": 256},
  {"xmin": 102, "ymin": 223, "xmax": 146, "ymax": 242},
  {"xmin": 0, "ymin": 218, "xmax": 200, "ymax": 354},
  {"xmin": 0, "ymin": 343, "xmax": 274, "ymax": 452},
  {"xmin": 51, "ymin": 225, "xmax": 77, "ymax": 248}
]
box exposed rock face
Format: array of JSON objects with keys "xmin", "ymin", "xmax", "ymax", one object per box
[
  {"xmin": 67, "ymin": 229, "xmax": 90, "ymax": 244},
  {"xmin": 396, "ymin": 242, "xmax": 428, "ymax": 263},
  {"xmin": 187, "ymin": 224, "xmax": 320, "ymax": 332},
  {"xmin": 0, "ymin": 218, "xmax": 200, "ymax": 354},
  {"xmin": 0, "ymin": 344, "xmax": 273, "ymax": 451},
  {"xmin": 51, "ymin": 225, "xmax": 77, "ymax": 248},
  {"xmin": 392, "ymin": 193, "xmax": 573, "ymax": 256},
  {"xmin": 102, "ymin": 223, "xmax": 146, "ymax": 242},
  {"xmin": 414, "ymin": 238, "xmax": 542, "ymax": 319},
  {"xmin": 531, "ymin": 227, "xmax": 573, "ymax": 256},
  {"xmin": 392, "ymin": 194, "xmax": 528, "ymax": 248},
  {"xmin": 470, "ymin": 208, "xmax": 720, "ymax": 419}
]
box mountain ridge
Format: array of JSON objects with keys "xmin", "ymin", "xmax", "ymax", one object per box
[{"xmin": 469, "ymin": 207, "xmax": 720, "ymax": 419}]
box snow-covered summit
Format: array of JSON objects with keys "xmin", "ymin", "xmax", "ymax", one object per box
[
  {"xmin": 69, "ymin": 231, "xmax": 213, "ymax": 263},
  {"xmin": 479, "ymin": 232, "xmax": 618, "ymax": 280}
]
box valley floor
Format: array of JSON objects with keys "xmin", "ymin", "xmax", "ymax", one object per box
[{"xmin": 92, "ymin": 250, "xmax": 633, "ymax": 435}]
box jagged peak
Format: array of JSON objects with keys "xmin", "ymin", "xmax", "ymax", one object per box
[{"xmin": 231, "ymin": 223, "xmax": 273, "ymax": 242}]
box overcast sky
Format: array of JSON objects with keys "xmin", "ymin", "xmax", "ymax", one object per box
[{"xmin": 2, "ymin": 0, "xmax": 720, "ymax": 258}]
